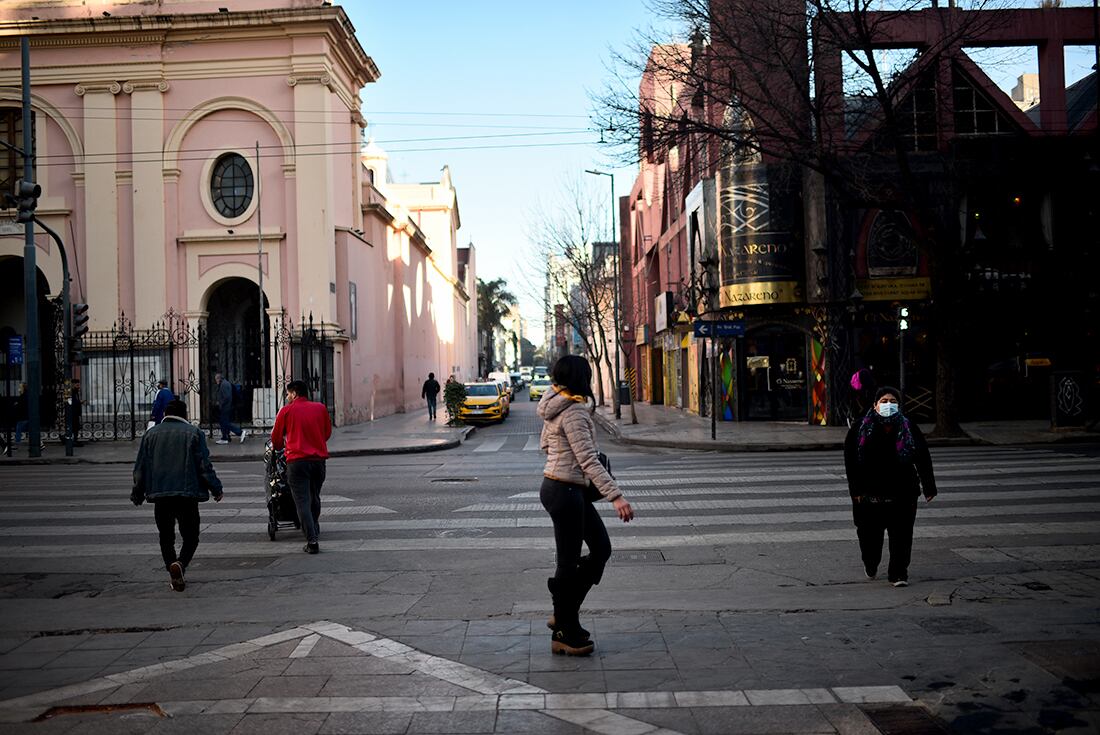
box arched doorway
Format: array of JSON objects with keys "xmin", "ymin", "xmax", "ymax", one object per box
[
  {"xmin": 203, "ymin": 277, "xmax": 270, "ymax": 424},
  {"xmin": 0, "ymin": 256, "xmax": 60, "ymax": 432}
]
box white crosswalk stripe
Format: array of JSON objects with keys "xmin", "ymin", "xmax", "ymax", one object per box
[{"xmin": 0, "ymin": 448, "xmax": 1096, "ymax": 557}]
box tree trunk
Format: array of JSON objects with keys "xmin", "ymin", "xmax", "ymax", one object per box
[{"xmin": 593, "ymin": 357, "xmax": 605, "ymax": 406}]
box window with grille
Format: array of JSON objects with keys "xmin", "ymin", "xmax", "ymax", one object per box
[
  {"xmin": 210, "ymin": 152, "xmax": 254, "ymax": 218},
  {"xmin": 954, "ymin": 69, "xmax": 1013, "ymax": 135},
  {"xmin": 0, "ymin": 109, "xmax": 36, "ymax": 209},
  {"xmin": 895, "ymin": 75, "xmax": 938, "ymax": 152}
]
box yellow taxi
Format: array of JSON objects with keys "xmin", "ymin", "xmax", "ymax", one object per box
[
  {"xmin": 528, "ymin": 376, "xmax": 552, "ymax": 401},
  {"xmin": 460, "ymin": 382, "xmax": 510, "ymax": 423}
]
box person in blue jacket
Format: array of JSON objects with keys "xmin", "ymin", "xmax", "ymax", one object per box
[
  {"xmin": 150, "ymin": 379, "xmax": 174, "ymax": 425},
  {"xmin": 132, "ymin": 399, "xmax": 223, "ymax": 591}
]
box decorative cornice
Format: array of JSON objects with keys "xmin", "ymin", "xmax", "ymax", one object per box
[
  {"xmin": 361, "ymin": 202, "xmax": 395, "ymax": 226},
  {"xmin": 0, "ymin": 34, "xmax": 167, "ymax": 49},
  {"xmin": 287, "ymin": 73, "xmax": 332, "ymax": 89},
  {"xmin": 116, "ymin": 170, "xmax": 133, "ymax": 183},
  {"xmin": 74, "ymin": 82, "xmax": 121, "ymax": 96},
  {"xmin": 282, "ymin": 162, "xmax": 296, "ymax": 179},
  {"xmin": 351, "ymin": 110, "xmax": 367, "ymax": 128},
  {"xmin": 177, "ymin": 230, "xmax": 286, "ymax": 245},
  {"xmin": 123, "ymin": 79, "xmax": 170, "ymax": 94},
  {"xmin": 71, "ymin": 172, "xmax": 85, "ymax": 187},
  {"xmin": 162, "ymin": 168, "xmax": 181, "ymax": 183}
]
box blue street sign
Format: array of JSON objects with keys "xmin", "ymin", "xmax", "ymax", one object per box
[
  {"xmin": 7, "ymin": 336, "xmax": 23, "ymax": 365},
  {"xmin": 693, "ymin": 320, "xmax": 746, "ymax": 338}
]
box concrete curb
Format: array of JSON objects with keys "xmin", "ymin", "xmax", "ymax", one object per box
[
  {"xmin": 593, "ymin": 411, "xmax": 990, "ymax": 452},
  {"xmin": 0, "ymin": 426, "xmax": 477, "ymax": 466}
]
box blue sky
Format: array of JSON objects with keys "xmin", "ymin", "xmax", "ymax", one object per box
[
  {"xmin": 347, "ymin": 2, "xmax": 661, "ymax": 343},
  {"xmin": 346, "ymin": 1, "xmax": 1097, "ymax": 345}
]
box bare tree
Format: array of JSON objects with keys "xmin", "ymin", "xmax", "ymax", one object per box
[
  {"xmin": 598, "ymin": 0, "xmax": 1010, "ymax": 436},
  {"xmin": 530, "ymin": 179, "xmax": 620, "ymax": 407}
]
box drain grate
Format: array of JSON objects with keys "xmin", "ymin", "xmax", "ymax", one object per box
[
  {"xmin": 862, "ymin": 705, "xmax": 951, "ymax": 735},
  {"xmin": 34, "ymin": 703, "xmax": 166, "ymax": 722}
]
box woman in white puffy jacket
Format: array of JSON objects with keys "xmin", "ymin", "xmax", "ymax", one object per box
[{"xmin": 537, "ymin": 355, "xmax": 634, "ymax": 655}]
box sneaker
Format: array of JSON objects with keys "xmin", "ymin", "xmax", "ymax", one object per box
[
  {"xmin": 892, "ymin": 580, "xmax": 909, "ymax": 588},
  {"xmin": 239, "ymin": 429, "xmax": 249, "ymax": 444},
  {"xmin": 215, "ymin": 439, "xmax": 229, "ymax": 445},
  {"xmin": 303, "ymin": 542, "xmax": 319, "ymax": 554},
  {"xmin": 168, "ymin": 562, "xmax": 186, "ymax": 592}
]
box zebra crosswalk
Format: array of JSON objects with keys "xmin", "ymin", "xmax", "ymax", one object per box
[{"xmin": 0, "ymin": 447, "xmax": 1096, "ymax": 559}]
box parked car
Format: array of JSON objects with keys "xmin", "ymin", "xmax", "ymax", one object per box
[
  {"xmin": 460, "ymin": 382, "xmax": 509, "ymax": 423},
  {"xmin": 487, "ymin": 371, "xmax": 513, "ymax": 399},
  {"xmin": 529, "ymin": 376, "xmax": 552, "ymax": 401}
]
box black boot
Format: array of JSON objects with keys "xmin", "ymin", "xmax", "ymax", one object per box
[
  {"xmin": 548, "ymin": 577, "xmax": 593, "ymax": 656},
  {"xmin": 546, "ymin": 577, "xmax": 590, "ymax": 639}
]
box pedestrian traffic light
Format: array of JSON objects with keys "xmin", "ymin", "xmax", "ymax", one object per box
[
  {"xmin": 14, "ymin": 179, "xmax": 40, "ymax": 224},
  {"xmin": 71, "ymin": 303, "xmax": 89, "ymax": 340},
  {"xmin": 898, "ymin": 305, "xmax": 909, "ymax": 331}
]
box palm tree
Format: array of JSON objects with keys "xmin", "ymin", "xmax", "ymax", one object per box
[{"xmin": 477, "ymin": 278, "xmax": 517, "ymax": 376}]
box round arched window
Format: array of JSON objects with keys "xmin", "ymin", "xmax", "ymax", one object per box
[{"xmin": 210, "ymin": 153, "xmax": 254, "ymax": 218}]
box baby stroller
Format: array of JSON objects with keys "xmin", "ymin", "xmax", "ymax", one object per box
[{"xmin": 264, "ymin": 441, "xmax": 300, "ymax": 540}]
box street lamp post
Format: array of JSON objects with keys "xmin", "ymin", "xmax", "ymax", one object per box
[{"xmin": 585, "ymin": 169, "xmax": 621, "ymax": 419}]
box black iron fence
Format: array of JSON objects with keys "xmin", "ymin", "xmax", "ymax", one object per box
[{"xmin": 4, "ymin": 309, "xmax": 335, "ymax": 443}]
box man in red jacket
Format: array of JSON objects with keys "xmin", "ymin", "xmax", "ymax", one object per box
[{"xmin": 271, "ymin": 380, "xmax": 332, "ymax": 554}]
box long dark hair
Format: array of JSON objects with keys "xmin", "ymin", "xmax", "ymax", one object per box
[{"xmin": 551, "ymin": 355, "xmax": 594, "ymax": 403}]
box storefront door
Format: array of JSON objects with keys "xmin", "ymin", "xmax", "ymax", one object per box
[{"xmin": 744, "ymin": 327, "xmax": 808, "ymax": 421}]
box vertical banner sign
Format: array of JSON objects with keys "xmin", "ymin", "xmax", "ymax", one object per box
[{"xmin": 717, "ymin": 163, "xmax": 803, "ymax": 307}]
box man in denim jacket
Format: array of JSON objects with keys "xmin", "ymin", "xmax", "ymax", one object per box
[{"xmin": 132, "ymin": 399, "xmax": 223, "ymax": 591}]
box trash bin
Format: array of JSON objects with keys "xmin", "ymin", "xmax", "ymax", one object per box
[
  {"xmin": 618, "ymin": 380, "xmax": 632, "ymax": 406},
  {"xmin": 1051, "ymin": 371, "xmax": 1086, "ymax": 428}
]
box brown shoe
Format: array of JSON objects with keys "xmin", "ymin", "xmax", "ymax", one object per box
[
  {"xmin": 168, "ymin": 562, "xmax": 186, "ymax": 592},
  {"xmin": 551, "ymin": 628, "xmax": 594, "ymax": 656}
]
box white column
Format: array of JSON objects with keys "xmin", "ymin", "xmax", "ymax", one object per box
[
  {"xmin": 76, "ymin": 82, "xmax": 120, "ymax": 329},
  {"xmin": 288, "ymin": 72, "xmax": 336, "ymax": 323},
  {"xmin": 125, "ymin": 79, "xmax": 169, "ymax": 323}
]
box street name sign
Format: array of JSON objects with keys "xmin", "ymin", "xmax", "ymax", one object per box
[{"xmin": 693, "ymin": 320, "xmax": 746, "ymax": 338}]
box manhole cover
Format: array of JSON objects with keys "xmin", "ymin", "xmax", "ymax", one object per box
[
  {"xmin": 917, "ymin": 616, "xmax": 996, "ymax": 635},
  {"xmin": 615, "ymin": 550, "xmax": 665, "ymax": 564},
  {"xmin": 862, "ymin": 705, "xmax": 951, "ymax": 734}
]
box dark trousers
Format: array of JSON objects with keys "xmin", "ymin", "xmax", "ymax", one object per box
[
  {"xmin": 426, "ymin": 395, "xmax": 438, "ymax": 419},
  {"xmin": 287, "ymin": 459, "xmax": 326, "ymax": 544},
  {"xmin": 853, "ymin": 499, "xmax": 917, "ymax": 582},
  {"xmin": 540, "ymin": 477, "xmax": 611, "ymax": 586},
  {"xmin": 218, "ymin": 408, "xmax": 242, "ymax": 441},
  {"xmin": 153, "ymin": 497, "xmax": 201, "ymax": 571}
]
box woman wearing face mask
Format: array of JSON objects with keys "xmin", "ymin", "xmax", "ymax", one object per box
[{"xmin": 843, "ymin": 386, "xmax": 937, "ymax": 587}]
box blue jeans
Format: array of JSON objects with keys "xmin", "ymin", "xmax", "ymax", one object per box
[
  {"xmin": 14, "ymin": 420, "xmax": 27, "ymax": 443},
  {"xmin": 287, "ymin": 459, "xmax": 326, "ymax": 544},
  {"xmin": 426, "ymin": 395, "xmax": 437, "ymax": 419},
  {"xmin": 218, "ymin": 409, "xmax": 242, "ymax": 441}
]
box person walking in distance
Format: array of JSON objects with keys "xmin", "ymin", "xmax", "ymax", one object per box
[
  {"xmin": 214, "ymin": 373, "xmax": 247, "ymax": 444},
  {"xmin": 421, "ymin": 372, "xmax": 441, "ymax": 421},
  {"xmin": 844, "ymin": 386, "xmax": 937, "ymax": 587},
  {"xmin": 271, "ymin": 380, "xmax": 332, "ymax": 554},
  {"xmin": 150, "ymin": 379, "xmax": 174, "ymax": 426},
  {"xmin": 537, "ymin": 355, "xmax": 634, "ymax": 655},
  {"xmin": 131, "ymin": 399, "xmax": 223, "ymax": 591}
]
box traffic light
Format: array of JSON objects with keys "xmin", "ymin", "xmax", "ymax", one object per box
[
  {"xmin": 898, "ymin": 305, "xmax": 909, "ymax": 331},
  {"xmin": 72, "ymin": 303, "xmax": 89, "ymax": 339},
  {"xmin": 14, "ymin": 179, "xmax": 40, "ymax": 224},
  {"xmin": 70, "ymin": 303, "xmax": 89, "ymax": 364}
]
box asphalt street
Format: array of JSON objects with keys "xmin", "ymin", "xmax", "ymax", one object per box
[{"xmin": 0, "ymin": 389, "xmax": 1098, "ymax": 734}]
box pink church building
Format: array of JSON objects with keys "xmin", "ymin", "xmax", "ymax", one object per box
[{"xmin": 0, "ymin": 0, "xmax": 477, "ymax": 434}]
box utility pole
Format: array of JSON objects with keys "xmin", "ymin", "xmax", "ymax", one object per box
[{"xmin": 20, "ymin": 38, "xmax": 42, "ymax": 458}]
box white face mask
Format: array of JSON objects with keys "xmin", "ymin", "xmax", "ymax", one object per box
[{"xmin": 877, "ymin": 402, "xmax": 899, "ymax": 418}]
